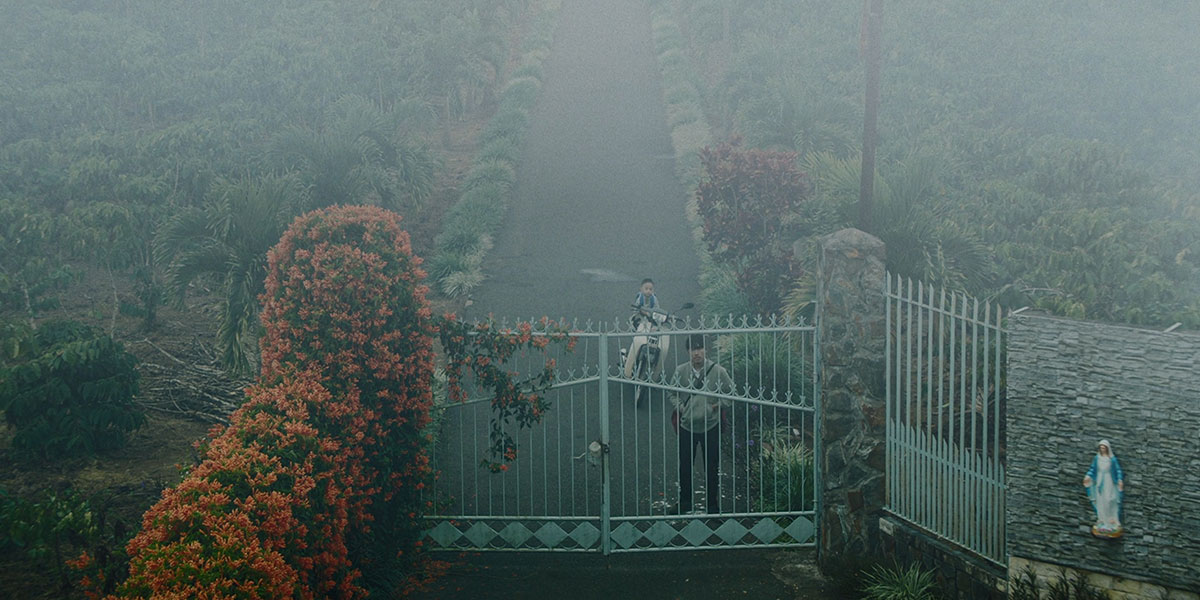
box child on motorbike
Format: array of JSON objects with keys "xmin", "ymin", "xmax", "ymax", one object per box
[
  {"xmin": 623, "ymin": 278, "xmax": 661, "ymax": 377},
  {"xmin": 633, "ymin": 278, "xmax": 658, "ymax": 311}
]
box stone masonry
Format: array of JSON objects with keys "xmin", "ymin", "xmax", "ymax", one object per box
[
  {"xmin": 1010, "ymin": 557, "xmax": 1199, "ymax": 600},
  {"xmin": 813, "ymin": 228, "xmax": 888, "ymax": 559},
  {"xmin": 1007, "ymin": 312, "xmax": 1200, "ymax": 595}
]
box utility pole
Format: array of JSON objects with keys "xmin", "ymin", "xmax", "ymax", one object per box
[{"xmin": 858, "ymin": 0, "xmax": 882, "ymax": 232}]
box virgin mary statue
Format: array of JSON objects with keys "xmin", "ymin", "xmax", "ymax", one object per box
[{"xmin": 1082, "ymin": 439, "xmax": 1124, "ymax": 538}]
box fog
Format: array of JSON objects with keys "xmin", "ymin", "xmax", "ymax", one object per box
[
  {"xmin": 2, "ymin": 0, "xmax": 1196, "ymax": 330},
  {"xmin": 2, "ymin": 1, "xmax": 1199, "ymax": 597}
]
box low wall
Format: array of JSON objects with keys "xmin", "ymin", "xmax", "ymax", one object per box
[
  {"xmin": 1007, "ymin": 312, "xmax": 1200, "ymax": 597},
  {"xmin": 1009, "ymin": 557, "xmax": 1199, "ymax": 600},
  {"xmin": 879, "ymin": 516, "xmax": 1006, "ymax": 600}
]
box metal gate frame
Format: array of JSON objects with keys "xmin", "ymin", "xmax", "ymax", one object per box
[{"xmin": 423, "ymin": 315, "xmax": 821, "ymax": 554}]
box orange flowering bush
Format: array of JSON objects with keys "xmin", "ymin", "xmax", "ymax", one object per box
[
  {"xmin": 98, "ymin": 205, "xmax": 571, "ymax": 598},
  {"xmin": 110, "ymin": 206, "xmax": 434, "ymax": 599}
]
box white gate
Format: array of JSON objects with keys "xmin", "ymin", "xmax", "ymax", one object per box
[{"xmin": 423, "ymin": 315, "xmax": 820, "ymax": 553}]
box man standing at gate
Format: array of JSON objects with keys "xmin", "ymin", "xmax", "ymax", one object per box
[{"xmin": 670, "ymin": 334, "xmax": 734, "ymax": 514}]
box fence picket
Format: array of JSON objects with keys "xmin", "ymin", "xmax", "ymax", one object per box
[{"xmin": 884, "ymin": 273, "xmax": 1007, "ymax": 566}]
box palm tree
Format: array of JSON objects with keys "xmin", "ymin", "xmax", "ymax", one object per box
[
  {"xmin": 155, "ymin": 175, "xmax": 301, "ymax": 374},
  {"xmin": 269, "ymin": 95, "xmax": 438, "ymax": 212},
  {"xmin": 783, "ymin": 152, "xmax": 994, "ymax": 321},
  {"xmin": 737, "ymin": 76, "xmax": 857, "ymax": 157},
  {"xmin": 420, "ymin": 11, "xmax": 505, "ymax": 143}
]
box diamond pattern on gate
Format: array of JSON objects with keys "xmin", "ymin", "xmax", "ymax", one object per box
[
  {"xmin": 783, "ymin": 516, "xmax": 815, "ymax": 544},
  {"xmin": 427, "ymin": 521, "xmax": 461, "ymax": 548},
  {"xmin": 535, "ymin": 523, "xmax": 569, "ymax": 548},
  {"xmin": 679, "ymin": 519, "xmax": 714, "ymax": 546},
  {"xmin": 425, "ymin": 516, "xmax": 814, "ymax": 550},
  {"xmin": 499, "ymin": 522, "xmax": 534, "ymax": 547},
  {"xmin": 644, "ymin": 520, "xmax": 677, "ymax": 547},
  {"xmin": 749, "ymin": 518, "xmax": 784, "ymax": 544},
  {"xmin": 610, "ymin": 522, "xmax": 640, "ymax": 549},
  {"xmin": 464, "ymin": 522, "xmax": 496, "ymax": 547},
  {"xmin": 714, "ymin": 519, "xmax": 749, "ymax": 545},
  {"xmin": 569, "ymin": 522, "xmax": 601, "ymax": 548}
]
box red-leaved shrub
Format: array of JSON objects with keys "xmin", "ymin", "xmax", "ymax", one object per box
[{"xmin": 696, "ymin": 138, "xmax": 812, "ymax": 315}]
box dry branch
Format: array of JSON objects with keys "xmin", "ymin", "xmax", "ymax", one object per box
[{"xmin": 130, "ymin": 338, "xmax": 250, "ymax": 424}]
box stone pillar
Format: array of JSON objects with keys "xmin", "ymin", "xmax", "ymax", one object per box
[{"xmin": 811, "ymin": 228, "xmax": 888, "ymax": 562}]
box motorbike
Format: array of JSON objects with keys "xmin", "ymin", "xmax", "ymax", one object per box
[{"xmin": 621, "ymin": 302, "xmax": 693, "ymax": 406}]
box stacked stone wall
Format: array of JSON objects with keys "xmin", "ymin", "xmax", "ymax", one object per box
[
  {"xmin": 1007, "ymin": 313, "xmax": 1200, "ymax": 597},
  {"xmin": 1009, "ymin": 557, "xmax": 1199, "ymax": 600}
]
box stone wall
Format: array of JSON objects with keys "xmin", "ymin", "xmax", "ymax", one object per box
[
  {"xmin": 814, "ymin": 228, "xmax": 887, "ymax": 558},
  {"xmin": 1007, "ymin": 312, "xmax": 1200, "ymax": 595},
  {"xmin": 1009, "ymin": 557, "xmax": 1199, "ymax": 600}
]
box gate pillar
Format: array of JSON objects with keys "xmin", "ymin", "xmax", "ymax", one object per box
[{"xmin": 812, "ymin": 228, "xmax": 887, "ymax": 561}]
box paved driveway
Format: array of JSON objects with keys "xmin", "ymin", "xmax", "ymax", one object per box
[
  {"xmin": 465, "ymin": 0, "xmax": 699, "ymax": 323},
  {"xmin": 420, "ymin": 548, "xmax": 840, "ymax": 600},
  {"xmin": 429, "ymin": 1, "xmax": 833, "ymax": 597}
]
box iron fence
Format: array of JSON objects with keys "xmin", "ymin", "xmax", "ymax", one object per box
[{"xmin": 884, "ymin": 273, "xmax": 1007, "ymax": 566}]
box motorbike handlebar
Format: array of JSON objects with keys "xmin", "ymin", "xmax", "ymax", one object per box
[{"xmin": 629, "ymin": 302, "xmax": 693, "ymax": 324}]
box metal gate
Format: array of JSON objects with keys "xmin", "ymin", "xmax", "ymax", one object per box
[{"xmin": 423, "ymin": 314, "xmax": 820, "ymax": 553}]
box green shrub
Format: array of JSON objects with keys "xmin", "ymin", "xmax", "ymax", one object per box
[
  {"xmin": 1010, "ymin": 566, "xmax": 1112, "ymax": 600},
  {"xmin": 659, "ymin": 59, "xmax": 694, "ymax": 85},
  {"xmin": 430, "ymin": 0, "xmax": 561, "ymax": 299},
  {"xmin": 426, "ymin": 250, "xmax": 477, "ymax": 281},
  {"xmin": 0, "ymin": 320, "xmax": 144, "ymax": 458},
  {"xmin": 664, "ymin": 83, "xmax": 701, "ymax": 107},
  {"xmin": 700, "ymin": 262, "xmax": 751, "ymax": 317},
  {"xmin": 434, "ymin": 220, "xmax": 490, "ymax": 256},
  {"xmin": 479, "ymin": 108, "xmax": 530, "ymax": 147},
  {"xmin": 0, "ymin": 488, "xmax": 132, "ymax": 596},
  {"xmin": 428, "ymin": 235, "xmax": 491, "ymax": 283},
  {"xmin": 520, "ymin": 27, "xmax": 554, "ymax": 55},
  {"xmin": 676, "ymin": 149, "xmax": 705, "ymax": 190},
  {"xmin": 500, "ymin": 76, "xmax": 542, "ymax": 110},
  {"xmin": 671, "ymin": 120, "xmax": 713, "ymax": 157},
  {"xmin": 439, "ymin": 268, "xmax": 485, "ymax": 298},
  {"xmin": 509, "ymin": 61, "xmax": 544, "ymax": 83},
  {"xmin": 749, "ymin": 425, "xmax": 815, "ymax": 512},
  {"xmin": 518, "ymin": 45, "xmax": 551, "ymax": 65},
  {"xmin": 658, "ymin": 48, "xmax": 690, "ymax": 72},
  {"xmin": 475, "ymin": 136, "xmax": 521, "ymax": 165},
  {"xmin": 448, "ymin": 184, "xmax": 509, "ymax": 227},
  {"xmin": 861, "ymin": 563, "xmax": 940, "ymax": 600},
  {"xmin": 1008, "ymin": 567, "xmax": 1041, "ymax": 600},
  {"xmin": 464, "ymin": 158, "xmax": 517, "ymax": 192},
  {"xmin": 722, "ymin": 330, "xmax": 814, "ymax": 403},
  {"xmin": 651, "ymin": 19, "xmax": 684, "ymax": 54},
  {"xmin": 667, "ymin": 103, "xmax": 703, "ymax": 128}
]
